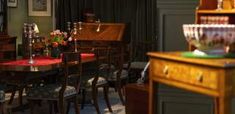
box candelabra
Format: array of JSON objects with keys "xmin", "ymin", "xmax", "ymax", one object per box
[
  {"xmin": 67, "ymin": 22, "xmax": 71, "ymax": 34},
  {"xmin": 67, "ymin": 21, "xmax": 79, "ymax": 52},
  {"xmin": 217, "ymin": 0, "xmax": 223, "ymax": 10},
  {"xmin": 96, "ymin": 19, "xmax": 101, "ymax": 32},
  {"xmin": 73, "ymin": 22, "xmax": 78, "ymax": 52},
  {"xmin": 78, "ymin": 21, "xmax": 82, "ymax": 30},
  {"xmin": 24, "ymin": 23, "xmax": 36, "ymax": 64}
]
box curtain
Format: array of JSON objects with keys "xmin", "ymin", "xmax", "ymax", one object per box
[{"xmin": 55, "ymin": 0, "xmax": 156, "ymax": 61}]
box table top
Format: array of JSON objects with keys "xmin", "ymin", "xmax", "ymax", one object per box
[
  {"xmin": 0, "ymin": 54, "xmax": 95, "ymax": 73},
  {"xmin": 147, "ymin": 51, "xmax": 235, "ymax": 68}
]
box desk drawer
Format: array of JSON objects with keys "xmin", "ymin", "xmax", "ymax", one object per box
[{"xmin": 151, "ymin": 59, "xmax": 219, "ymax": 90}]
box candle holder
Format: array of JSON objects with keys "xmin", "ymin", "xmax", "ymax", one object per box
[
  {"xmin": 217, "ymin": 0, "xmax": 223, "ymax": 10},
  {"xmin": 24, "ymin": 23, "xmax": 36, "ymax": 64},
  {"xmin": 73, "ymin": 22, "xmax": 78, "ymax": 52},
  {"xmin": 67, "ymin": 22, "xmax": 71, "ymax": 34},
  {"xmin": 78, "ymin": 21, "xmax": 82, "ymax": 30},
  {"xmin": 96, "ymin": 19, "xmax": 101, "ymax": 32}
]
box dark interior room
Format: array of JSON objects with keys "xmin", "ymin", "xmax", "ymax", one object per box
[{"xmin": 0, "ymin": 0, "xmax": 235, "ymax": 114}]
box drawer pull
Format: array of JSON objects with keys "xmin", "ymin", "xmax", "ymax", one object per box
[
  {"xmin": 196, "ymin": 72, "xmax": 203, "ymax": 83},
  {"xmin": 163, "ymin": 66, "xmax": 169, "ymax": 75}
]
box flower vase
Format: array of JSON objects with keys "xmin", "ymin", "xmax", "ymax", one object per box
[{"xmin": 51, "ymin": 47, "xmax": 61, "ymax": 58}]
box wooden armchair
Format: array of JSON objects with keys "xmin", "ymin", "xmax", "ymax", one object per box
[
  {"xmin": 79, "ymin": 47, "xmax": 113, "ymax": 114},
  {"xmin": 26, "ymin": 52, "xmax": 81, "ymax": 114},
  {"xmin": 105, "ymin": 47, "xmax": 128, "ymax": 105}
]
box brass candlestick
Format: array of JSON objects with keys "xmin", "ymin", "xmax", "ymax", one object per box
[
  {"xmin": 24, "ymin": 23, "xmax": 36, "ymax": 64},
  {"xmin": 28, "ymin": 24, "xmax": 35, "ymax": 64},
  {"xmin": 73, "ymin": 22, "xmax": 78, "ymax": 52},
  {"xmin": 217, "ymin": 0, "xmax": 223, "ymax": 10}
]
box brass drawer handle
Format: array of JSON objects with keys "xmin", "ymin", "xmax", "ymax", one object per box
[
  {"xmin": 163, "ymin": 66, "xmax": 169, "ymax": 75},
  {"xmin": 196, "ymin": 72, "xmax": 203, "ymax": 83}
]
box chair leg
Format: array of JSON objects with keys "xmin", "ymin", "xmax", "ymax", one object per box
[
  {"xmin": 73, "ymin": 95, "xmax": 80, "ymax": 114},
  {"xmin": 8, "ymin": 91, "xmax": 16, "ymax": 105},
  {"xmin": 0, "ymin": 103, "xmax": 4, "ymax": 114},
  {"xmin": 18, "ymin": 88, "xmax": 24, "ymax": 105},
  {"xmin": 117, "ymin": 83, "xmax": 125, "ymax": 105},
  {"xmin": 28, "ymin": 100, "xmax": 35, "ymax": 114},
  {"xmin": 103, "ymin": 86, "xmax": 113, "ymax": 112},
  {"xmin": 81, "ymin": 89, "xmax": 86, "ymax": 109},
  {"xmin": 58, "ymin": 99, "xmax": 65, "ymax": 114},
  {"xmin": 66, "ymin": 102, "xmax": 71, "ymax": 114},
  {"xmin": 53, "ymin": 101, "xmax": 58, "ymax": 114},
  {"xmin": 92, "ymin": 87, "xmax": 100, "ymax": 114},
  {"xmin": 49, "ymin": 101, "xmax": 53, "ymax": 114},
  {"xmin": 48, "ymin": 101, "xmax": 55, "ymax": 114}
]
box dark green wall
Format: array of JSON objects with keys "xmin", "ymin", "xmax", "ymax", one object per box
[{"xmin": 7, "ymin": 0, "xmax": 53, "ymax": 55}]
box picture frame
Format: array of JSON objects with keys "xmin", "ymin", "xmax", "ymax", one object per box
[
  {"xmin": 28, "ymin": 0, "xmax": 51, "ymax": 16},
  {"xmin": 8, "ymin": 0, "xmax": 17, "ymax": 7}
]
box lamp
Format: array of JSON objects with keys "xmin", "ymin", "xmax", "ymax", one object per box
[
  {"xmin": 33, "ymin": 23, "xmax": 40, "ymax": 36},
  {"xmin": 34, "ymin": 24, "xmax": 39, "ymax": 33}
]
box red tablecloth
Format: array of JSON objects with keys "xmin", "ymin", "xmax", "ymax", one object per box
[{"xmin": 0, "ymin": 53, "xmax": 95, "ymax": 66}]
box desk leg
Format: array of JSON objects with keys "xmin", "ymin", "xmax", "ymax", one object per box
[
  {"xmin": 149, "ymin": 80, "xmax": 153, "ymax": 114},
  {"xmin": 214, "ymin": 97, "xmax": 232, "ymax": 114},
  {"xmin": 149, "ymin": 81, "xmax": 158, "ymax": 114}
]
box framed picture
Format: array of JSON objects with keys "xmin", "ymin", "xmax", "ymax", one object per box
[
  {"xmin": 28, "ymin": 0, "xmax": 51, "ymax": 16},
  {"xmin": 8, "ymin": 0, "xmax": 17, "ymax": 7}
]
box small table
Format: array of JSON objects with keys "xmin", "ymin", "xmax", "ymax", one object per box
[{"xmin": 148, "ymin": 52, "xmax": 235, "ymax": 114}]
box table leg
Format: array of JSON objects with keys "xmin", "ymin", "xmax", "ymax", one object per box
[
  {"xmin": 149, "ymin": 80, "xmax": 153, "ymax": 114},
  {"xmin": 214, "ymin": 98, "xmax": 218, "ymax": 114},
  {"xmin": 149, "ymin": 81, "xmax": 158, "ymax": 114},
  {"xmin": 214, "ymin": 96, "xmax": 232, "ymax": 114}
]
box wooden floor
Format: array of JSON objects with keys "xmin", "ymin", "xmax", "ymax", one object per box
[{"xmin": 5, "ymin": 89, "xmax": 125, "ymax": 114}]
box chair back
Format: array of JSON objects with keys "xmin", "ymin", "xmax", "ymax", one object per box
[
  {"xmin": 78, "ymin": 47, "xmax": 107, "ymax": 87},
  {"xmin": 61, "ymin": 52, "xmax": 82, "ymax": 93}
]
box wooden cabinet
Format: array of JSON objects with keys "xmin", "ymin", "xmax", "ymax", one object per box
[
  {"xmin": 190, "ymin": 0, "xmax": 235, "ymax": 50},
  {"xmin": 125, "ymin": 83, "xmax": 149, "ymax": 114},
  {"xmin": 0, "ymin": 1, "xmax": 16, "ymax": 61},
  {"xmin": 195, "ymin": 0, "xmax": 235, "ymax": 24},
  {"xmin": 0, "ymin": 0, "xmax": 16, "ymax": 62},
  {"xmin": 0, "ymin": 37, "xmax": 16, "ymax": 62}
]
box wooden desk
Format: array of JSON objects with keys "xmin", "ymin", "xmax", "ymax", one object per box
[{"xmin": 148, "ymin": 52, "xmax": 235, "ymax": 114}]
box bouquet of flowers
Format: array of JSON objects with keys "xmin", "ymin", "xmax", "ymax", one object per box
[
  {"xmin": 49, "ymin": 30, "xmax": 68, "ymax": 48},
  {"xmin": 47, "ymin": 30, "xmax": 68, "ymax": 58}
]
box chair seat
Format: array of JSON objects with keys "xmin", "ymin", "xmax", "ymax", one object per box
[
  {"xmin": 0, "ymin": 90, "xmax": 4, "ymax": 103},
  {"xmin": 87, "ymin": 77, "xmax": 107, "ymax": 86},
  {"xmin": 108, "ymin": 69, "xmax": 128, "ymax": 81},
  {"xmin": 26, "ymin": 84, "xmax": 77, "ymax": 100},
  {"xmin": 123, "ymin": 61, "xmax": 148, "ymax": 70},
  {"xmin": 0, "ymin": 84, "xmax": 17, "ymax": 103},
  {"xmin": 99, "ymin": 63, "xmax": 115, "ymax": 70}
]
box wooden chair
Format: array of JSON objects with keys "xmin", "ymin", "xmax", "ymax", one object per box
[
  {"xmin": 26, "ymin": 52, "xmax": 81, "ymax": 114},
  {"xmin": 0, "ymin": 84, "xmax": 14, "ymax": 114},
  {"xmin": 105, "ymin": 47, "xmax": 129, "ymax": 105},
  {"xmin": 81, "ymin": 47, "xmax": 128, "ymax": 107},
  {"xmin": 79, "ymin": 47, "xmax": 113, "ymax": 114},
  {"xmin": 0, "ymin": 72, "xmax": 26, "ymax": 108},
  {"xmin": 124, "ymin": 41, "xmax": 154, "ymax": 83}
]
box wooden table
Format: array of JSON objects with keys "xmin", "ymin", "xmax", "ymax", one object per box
[
  {"xmin": 148, "ymin": 52, "xmax": 235, "ymax": 114},
  {"xmin": 0, "ymin": 55, "xmax": 95, "ymax": 113}
]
